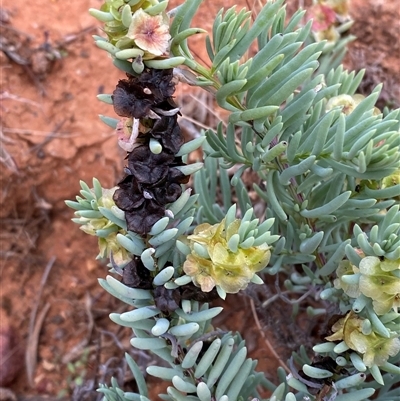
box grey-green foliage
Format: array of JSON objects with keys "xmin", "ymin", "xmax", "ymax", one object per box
[
  {"xmin": 172, "ymin": 0, "xmax": 400, "ymax": 399},
  {"xmin": 190, "ymin": 4, "xmax": 400, "ymax": 278},
  {"xmin": 98, "ymin": 272, "xmax": 270, "ymax": 400}
]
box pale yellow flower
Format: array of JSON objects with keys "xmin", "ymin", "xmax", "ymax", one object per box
[
  {"xmin": 358, "ymin": 256, "xmax": 400, "ymax": 315},
  {"xmin": 78, "ymin": 187, "xmax": 130, "ymax": 265},
  {"xmin": 326, "ymin": 311, "xmax": 400, "ymax": 367},
  {"xmin": 183, "ymin": 219, "xmax": 270, "ymax": 294},
  {"xmin": 99, "ymin": 232, "xmax": 131, "ymax": 266}
]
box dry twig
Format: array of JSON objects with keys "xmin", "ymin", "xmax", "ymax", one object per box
[
  {"xmin": 250, "ymin": 298, "xmax": 290, "ymax": 374},
  {"xmin": 26, "ymin": 256, "xmax": 56, "ymax": 387}
]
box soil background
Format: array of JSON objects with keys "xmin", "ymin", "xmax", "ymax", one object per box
[{"xmin": 0, "ymin": 0, "xmax": 399, "ymax": 400}]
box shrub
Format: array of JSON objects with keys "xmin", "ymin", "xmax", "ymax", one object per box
[{"xmin": 67, "ymin": 0, "xmax": 400, "ymax": 400}]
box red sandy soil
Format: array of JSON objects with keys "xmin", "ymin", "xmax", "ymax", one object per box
[{"xmin": 0, "ymin": 0, "xmax": 398, "ymax": 399}]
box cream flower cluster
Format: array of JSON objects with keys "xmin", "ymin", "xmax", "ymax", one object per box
[
  {"xmin": 183, "ymin": 219, "xmax": 271, "ymax": 294},
  {"xmin": 335, "ymin": 257, "xmax": 400, "ymax": 315}
]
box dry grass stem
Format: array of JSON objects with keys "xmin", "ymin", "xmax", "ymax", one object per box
[
  {"xmin": 26, "ymin": 302, "xmax": 51, "ymax": 387},
  {"xmin": 250, "ymin": 298, "xmax": 290, "ymax": 374},
  {"xmin": 26, "ymin": 257, "xmax": 56, "ymax": 386}
]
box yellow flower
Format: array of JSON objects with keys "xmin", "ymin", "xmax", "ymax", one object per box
[
  {"xmin": 358, "ymin": 256, "xmax": 400, "ymax": 315},
  {"xmin": 127, "ymin": 9, "xmax": 170, "ymax": 57},
  {"xmin": 183, "ymin": 254, "xmax": 217, "ymax": 292},
  {"xmin": 326, "ymin": 311, "xmax": 400, "ymax": 367},
  {"xmin": 99, "ymin": 232, "xmax": 131, "ymax": 266},
  {"xmin": 78, "ymin": 187, "xmax": 131, "ymax": 265},
  {"xmin": 183, "ymin": 219, "xmax": 270, "ymax": 294}
]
